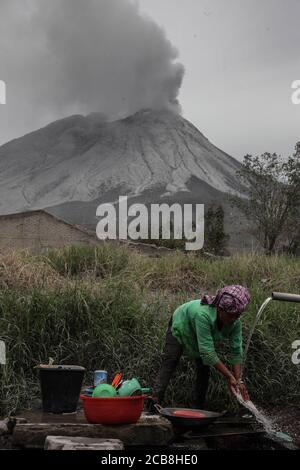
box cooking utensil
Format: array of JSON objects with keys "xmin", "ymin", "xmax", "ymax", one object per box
[
  {"xmin": 117, "ymin": 378, "xmax": 142, "ymax": 397},
  {"xmin": 93, "ymin": 370, "xmax": 108, "ymax": 386},
  {"xmin": 172, "ymin": 410, "xmax": 206, "ymax": 418},
  {"xmin": 92, "ymin": 384, "xmax": 117, "ymax": 398},
  {"xmin": 111, "ymin": 372, "xmax": 123, "ymax": 389},
  {"xmin": 154, "ymin": 404, "xmax": 223, "ymax": 429}
]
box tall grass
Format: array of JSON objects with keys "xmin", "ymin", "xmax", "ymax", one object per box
[
  {"xmin": 45, "ymin": 244, "xmax": 130, "ymax": 278},
  {"xmin": 0, "ymin": 245, "xmax": 299, "ymax": 416}
]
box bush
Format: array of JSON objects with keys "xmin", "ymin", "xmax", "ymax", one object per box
[
  {"xmin": 45, "ymin": 244, "xmax": 130, "ymax": 277},
  {"xmin": 0, "ymin": 247, "xmax": 299, "ymax": 416}
]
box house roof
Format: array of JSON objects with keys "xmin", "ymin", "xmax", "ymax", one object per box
[{"xmin": 0, "ymin": 209, "xmax": 95, "ymax": 237}]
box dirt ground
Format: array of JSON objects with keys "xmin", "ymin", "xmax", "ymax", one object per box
[{"xmin": 267, "ymin": 405, "xmax": 300, "ymax": 447}]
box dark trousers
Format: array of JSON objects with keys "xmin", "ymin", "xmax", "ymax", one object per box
[{"xmin": 153, "ymin": 317, "xmax": 210, "ymax": 408}]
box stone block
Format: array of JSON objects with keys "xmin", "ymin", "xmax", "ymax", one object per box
[{"xmin": 45, "ymin": 436, "xmax": 124, "ymax": 450}]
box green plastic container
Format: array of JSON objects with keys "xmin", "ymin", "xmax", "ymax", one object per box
[
  {"xmin": 117, "ymin": 378, "xmax": 142, "ymax": 397},
  {"xmin": 92, "ymin": 384, "xmax": 117, "ymax": 398}
]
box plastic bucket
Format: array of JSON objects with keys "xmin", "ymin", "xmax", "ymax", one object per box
[
  {"xmin": 80, "ymin": 395, "xmax": 145, "ymax": 424},
  {"xmin": 37, "ymin": 365, "xmax": 85, "ymax": 413}
]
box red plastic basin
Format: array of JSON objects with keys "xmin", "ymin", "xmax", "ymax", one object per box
[{"xmin": 80, "ymin": 395, "xmax": 145, "ymax": 425}]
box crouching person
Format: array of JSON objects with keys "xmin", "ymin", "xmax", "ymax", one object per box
[{"xmin": 152, "ymin": 285, "xmax": 251, "ymax": 408}]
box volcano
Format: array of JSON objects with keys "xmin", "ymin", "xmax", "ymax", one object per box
[
  {"xmin": 0, "ymin": 109, "xmax": 251, "ymax": 250},
  {"xmin": 0, "ymin": 109, "xmax": 240, "ymax": 212}
]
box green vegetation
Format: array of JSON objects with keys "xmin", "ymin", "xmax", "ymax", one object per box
[
  {"xmin": 0, "ymin": 244, "xmax": 299, "ymax": 416},
  {"xmin": 232, "ymin": 143, "xmax": 300, "ymax": 254},
  {"xmin": 135, "ymin": 204, "xmax": 229, "ymax": 255},
  {"xmin": 204, "ymin": 205, "xmax": 229, "ymax": 255}
]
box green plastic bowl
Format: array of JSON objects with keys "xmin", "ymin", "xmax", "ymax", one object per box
[
  {"xmin": 118, "ymin": 378, "xmax": 142, "ymax": 397},
  {"xmin": 92, "ymin": 384, "xmax": 117, "ymax": 398}
]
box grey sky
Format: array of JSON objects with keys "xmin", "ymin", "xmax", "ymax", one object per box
[
  {"xmin": 0, "ymin": 0, "xmax": 299, "ymax": 160},
  {"xmin": 138, "ymin": 0, "xmax": 300, "ymax": 159}
]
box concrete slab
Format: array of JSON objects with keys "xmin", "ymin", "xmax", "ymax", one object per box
[
  {"xmin": 12, "ymin": 413, "xmax": 174, "ymax": 449},
  {"xmin": 45, "ymin": 436, "xmax": 124, "ymax": 450}
]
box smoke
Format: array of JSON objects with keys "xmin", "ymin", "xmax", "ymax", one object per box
[{"xmin": 0, "ymin": 0, "xmax": 184, "ymax": 143}]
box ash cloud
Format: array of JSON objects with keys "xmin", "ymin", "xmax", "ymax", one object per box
[{"xmin": 0, "ymin": 0, "xmax": 184, "ymax": 143}]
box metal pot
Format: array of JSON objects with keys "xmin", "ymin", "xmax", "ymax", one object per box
[{"xmin": 154, "ymin": 404, "xmax": 223, "ymax": 429}]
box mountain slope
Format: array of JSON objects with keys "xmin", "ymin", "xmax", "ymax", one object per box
[{"xmin": 0, "ymin": 109, "xmax": 241, "ymax": 216}]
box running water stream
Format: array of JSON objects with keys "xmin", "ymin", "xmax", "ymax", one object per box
[
  {"xmin": 237, "ymin": 297, "xmax": 276, "ymax": 435},
  {"xmin": 237, "ymin": 296, "xmax": 293, "ymax": 442},
  {"xmin": 242, "ymin": 296, "xmax": 272, "ymax": 376},
  {"xmin": 234, "ymin": 392, "xmax": 276, "ymax": 435}
]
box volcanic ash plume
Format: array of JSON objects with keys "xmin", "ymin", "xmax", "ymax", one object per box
[{"xmin": 0, "ymin": 0, "xmax": 185, "ymax": 130}]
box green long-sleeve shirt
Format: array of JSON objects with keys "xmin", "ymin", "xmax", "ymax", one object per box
[{"xmin": 171, "ymin": 300, "xmax": 243, "ymax": 366}]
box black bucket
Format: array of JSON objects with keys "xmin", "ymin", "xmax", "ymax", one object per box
[{"xmin": 37, "ymin": 365, "xmax": 85, "ymax": 413}]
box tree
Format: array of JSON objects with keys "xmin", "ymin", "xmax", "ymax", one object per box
[
  {"xmin": 283, "ymin": 142, "xmax": 300, "ymax": 254},
  {"xmin": 204, "ymin": 205, "xmax": 229, "ymax": 255},
  {"xmin": 232, "ymin": 144, "xmax": 300, "ymax": 254}
]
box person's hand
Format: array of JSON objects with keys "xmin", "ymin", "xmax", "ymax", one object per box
[
  {"xmin": 227, "ymin": 375, "xmax": 238, "ymax": 396},
  {"xmin": 237, "ymin": 382, "xmax": 250, "ymax": 402}
]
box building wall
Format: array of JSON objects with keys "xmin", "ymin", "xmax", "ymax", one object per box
[{"xmin": 0, "ymin": 211, "xmax": 98, "ymax": 252}]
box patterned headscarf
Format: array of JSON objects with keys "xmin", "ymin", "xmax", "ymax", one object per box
[{"xmin": 201, "ymin": 285, "xmax": 250, "ymax": 315}]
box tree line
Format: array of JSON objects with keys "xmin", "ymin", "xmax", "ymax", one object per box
[
  {"xmin": 130, "ymin": 142, "xmax": 299, "ymax": 256},
  {"xmin": 232, "ymin": 142, "xmax": 300, "ymax": 255}
]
